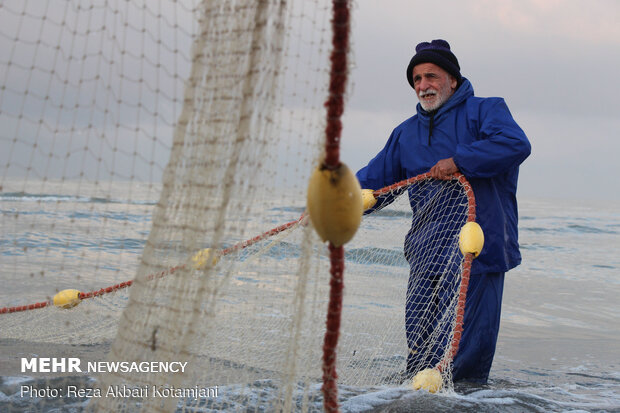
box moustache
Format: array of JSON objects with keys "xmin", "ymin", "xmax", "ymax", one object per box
[{"xmin": 419, "ymin": 89, "xmax": 437, "ymax": 97}]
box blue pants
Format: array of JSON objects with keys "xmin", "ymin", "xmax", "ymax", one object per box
[{"xmin": 405, "ymin": 271, "xmax": 505, "ymax": 383}]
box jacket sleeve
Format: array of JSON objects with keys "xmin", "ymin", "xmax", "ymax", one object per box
[
  {"xmin": 356, "ymin": 128, "xmax": 404, "ymax": 212},
  {"xmin": 453, "ymin": 98, "xmax": 531, "ymax": 178}
]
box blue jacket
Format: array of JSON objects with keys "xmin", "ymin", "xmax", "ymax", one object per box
[{"xmin": 356, "ymin": 79, "xmax": 531, "ymax": 274}]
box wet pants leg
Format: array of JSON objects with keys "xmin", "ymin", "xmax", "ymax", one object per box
[{"xmin": 452, "ymin": 271, "xmax": 505, "ymax": 383}]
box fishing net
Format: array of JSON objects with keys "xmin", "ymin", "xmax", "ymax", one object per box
[{"xmin": 0, "ymin": 1, "xmax": 476, "ymax": 411}]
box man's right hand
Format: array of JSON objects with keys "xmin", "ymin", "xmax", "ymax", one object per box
[{"xmin": 430, "ymin": 157, "xmax": 458, "ymax": 180}]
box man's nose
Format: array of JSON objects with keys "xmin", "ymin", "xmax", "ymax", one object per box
[{"xmin": 418, "ymin": 77, "xmax": 430, "ymax": 91}]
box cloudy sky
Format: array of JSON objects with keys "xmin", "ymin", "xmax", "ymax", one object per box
[
  {"xmin": 341, "ymin": 0, "xmax": 620, "ymax": 201},
  {"xmin": 1, "ymin": 0, "xmax": 618, "ymax": 202}
]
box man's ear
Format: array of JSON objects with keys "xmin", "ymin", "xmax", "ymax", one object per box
[{"xmin": 450, "ymin": 75, "xmax": 457, "ymax": 91}]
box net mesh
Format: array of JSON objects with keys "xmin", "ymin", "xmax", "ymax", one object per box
[{"xmin": 0, "ymin": 1, "xmax": 475, "ymax": 411}]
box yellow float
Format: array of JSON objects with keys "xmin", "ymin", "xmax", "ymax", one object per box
[
  {"xmin": 53, "ymin": 289, "xmax": 82, "ymax": 309},
  {"xmin": 459, "ymin": 221, "xmax": 484, "ymax": 258},
  {"xmin": 307, "ymin": 163, "xmax": 363, "ymax": 247},
  {"xmin": 411, "ymin": 368, "xmax": 443, "ymax": 393},
  {"xmin": 191, "ymin": 248, "xmax": 220, "ymax": 270}
]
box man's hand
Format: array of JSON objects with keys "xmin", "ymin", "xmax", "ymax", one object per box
[
  {"xmin": 430, "ymin": 157, "xmax": 459, "ymax": 180},
  {"xmin": 361, "ymin": 189, "xmax": 377, "ymax": 211}
]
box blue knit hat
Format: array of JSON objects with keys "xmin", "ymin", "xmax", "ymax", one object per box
[{"xmin": 406, "ymin": 39, "xmax": 462, "ymax": 89}]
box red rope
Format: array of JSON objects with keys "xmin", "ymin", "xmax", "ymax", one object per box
[
  {"xmin": 79, "ymin": 280, "xmax": 134, "ymax": 300},
  {"xmin": 320, "ymin": 1, "xmax": 351, "ymax": 411},
  {"xmin": 0, "ymin": 300, "xmax": 51, "ymax": 314},
  {"xmin": 0, "ymin": 217, "xmax": 306, "ymax": 315},
  {"xmin": 322, "ymin": 244, "xmax": 345, "ymax": 412},
  {"xmin": 441, "ymin": 174, "xmax": 476, "ymax": 371},
  {"xmin": 219, "ymin": 216, "xmax": 306, "ymax": 256},
  {"xmin": 451, "ymin": 254, "xmax": 473, "ymax": 357},
  {"xmin": 323, "ymin": 0, "xmax": 350, "ymax": 171}
]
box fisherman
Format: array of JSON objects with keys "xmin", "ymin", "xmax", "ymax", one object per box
[{"xmin": 356, "ymin": 39, "xmax": 531, "ymax": 383}]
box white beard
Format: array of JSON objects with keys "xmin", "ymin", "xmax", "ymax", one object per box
[{"xmin": 418, "ymin": 84, "xmax": 453, "ymax": 112}]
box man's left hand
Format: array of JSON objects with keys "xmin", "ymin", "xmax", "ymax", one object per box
[{"xmin": 430, "ymin": 158, "xmax": 459, "ymax": 180}]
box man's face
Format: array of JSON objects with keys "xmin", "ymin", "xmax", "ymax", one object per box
[{"xmin": 412, "ymin": 63, "xmax": 457, "ymax": 112}]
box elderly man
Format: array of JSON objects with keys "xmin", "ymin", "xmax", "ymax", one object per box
[{"xmin": 356, "ymin": 39, "xmax": 531, "ymax": 383}]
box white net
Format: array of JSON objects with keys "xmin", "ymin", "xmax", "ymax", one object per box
[{"xmin": 0, "ymin": 1, "xmax": 475, "ymax": 411}]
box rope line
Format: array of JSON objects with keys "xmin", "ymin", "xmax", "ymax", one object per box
[
  {"xmin": 0, "ymin": 217, "xmax": 306, "ymax": 315},
  {"xmin": 320, "ymin": 0, "xmax": 351, "ymax": 411},
  {"xmin": 323, "ymin": 0, "xmax": 350, "ymax": 171},
  {"xmin": 322, "ymin": 243, "xmax": 345, "ymax": 411},
  {"xmin": 0, "ymin": 172, "xmax": 476, "ymax": 386}
]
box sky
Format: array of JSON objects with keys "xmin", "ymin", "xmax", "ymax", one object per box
[
  {"xmin": 340, "ymin": 0, "xmax": 620, "ymax": 201},
  {"xmin": 1, "ymin": 0, "xmax": 619, "ymax": 202}
]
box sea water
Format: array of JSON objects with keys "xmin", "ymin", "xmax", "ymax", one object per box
[{"xmin": 1, "ymin": 180, "xmax": 619, "ymax": 412}]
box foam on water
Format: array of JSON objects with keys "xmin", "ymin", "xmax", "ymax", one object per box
[{"xmin": 3, "ymin": 375, "xmax": 618, "ymax": 412}]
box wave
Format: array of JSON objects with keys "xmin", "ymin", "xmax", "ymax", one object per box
[
  {"xmin": 522, "ymin": 224, "xmax": 617, "ymax": 235},
  {"xmin": 269, "ymin": 206, "xmax": 306, "ymax": 214},
  {"xmin": 3, "ymin": 372, "xmax": 619, "ymax": 413},
  {"xmin": 0, "ymin": 192, "xmax": 156, "ymax": 206},
  {"xmin": 0, "ymin": 209, "xmax": 150, "ymax": 224},
  {"xmin": 68, "ymin": 211, "xmax": 151, "ymax": 223},
  {"xmin": 0, "ymin": 235, "xmax": 146, "ymax": 256}
]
